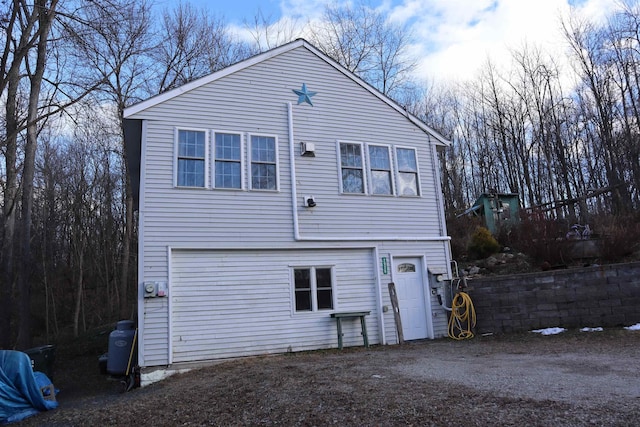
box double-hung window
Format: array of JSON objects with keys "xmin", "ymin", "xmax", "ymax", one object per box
[
  {"xmin": 176, "ymin": 129, "xmax": 207, "ymax": 187},
  {"xmin": 339, "ymin": 142, "xmax": 365, "ymax": 193},
  {"xmin": 368, "ymin": 145, "xmax": 393, "ymax": 195},
  {"xmin": 214, "ymin": 132, "xmax": 242, "ymax": 189},
  {"xmin": 293, "ymin": 267, "xmax": 334, "ymax": 312},
  {"xmin": 250, "ymin": 135, "xmax": 278, "ymax": 190},
  {"xmin": 396, "ymin": 147, "xmax": 420, "ymax": 196}
]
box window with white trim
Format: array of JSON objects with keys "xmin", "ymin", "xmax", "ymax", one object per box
[
  {"xmin": 176, "ymin": 129, "xmax": 207, "ymax": 187},
  {"xmin": 250, "ymin": 135, "xmax": 278, "ymax": 190},
  {"xmin": 339, "ymin": 142, "xmax": 365, "ymax": 193},
  {"xmin": 293, "ymin": 267, "xmax": 334, "ymax": 312},
  {"xmin": 214, "ymin": 132, "xmax": 242, "ymax": 189},
  {"xmin": 368, "ymin": 144, "xmax": 393, "ymax": 195},
  {"xmin": 396, "ymin": 147, "xmax": 419, "ymax": 196}
]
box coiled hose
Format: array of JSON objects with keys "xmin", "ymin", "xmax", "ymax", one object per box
[{"xmin": 447, "ymin": 291, "xmax": 476, "ymax": 340}]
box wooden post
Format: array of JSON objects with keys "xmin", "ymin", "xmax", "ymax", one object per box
[{"xmin": 388, "ymin": 282, "xmax": 404, "ymax": 344}]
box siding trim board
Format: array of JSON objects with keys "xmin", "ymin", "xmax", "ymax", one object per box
[{"xmin": 136, "ymin": 120, "xmax": 148, "ymax": 366}]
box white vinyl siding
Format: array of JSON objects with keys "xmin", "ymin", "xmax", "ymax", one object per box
[
  {"xmin": 170, "ymin": 249, "xmax": 377, "ymax": 362},
  {"xmin": 130, "ymin": 44, "xmax": 451, "ymax": 367}
]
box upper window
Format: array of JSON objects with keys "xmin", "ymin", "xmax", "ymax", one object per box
[
  {"xmin": 396, "ymin": 147, "xmax": 419, "ymax": 196},
  {"xmin": 368, "ymin": 145, "xmax": 393, "ymax": 195},
  {"xmin": 250, "ymin": 135, "xmax": 278, "ymax": 190},
  {"xmin": 176, "ymin": 129, "xmax": 207, "ymax": 187},
  {"xmin": 214, "ymin": 132, "xmax": 242, "ymax": 189},
  {"xmin": 293, "ymin": 267, "xmax": 334, "ymax": 312},
  {"xmin": 339, "ymin": 142, "xmax": 365, "ymax": 193}
]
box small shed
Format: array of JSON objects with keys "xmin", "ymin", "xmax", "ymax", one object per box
[{"xmin": 462, "ymin": 192, "xmax": 520, "ymax": 234}]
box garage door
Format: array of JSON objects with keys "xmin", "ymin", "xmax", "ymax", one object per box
[{"xmin": 170, "ymin": 248, "xmax": 377, "ymax": 362}]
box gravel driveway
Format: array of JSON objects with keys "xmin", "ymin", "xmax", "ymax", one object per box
[{"xmin": 20, "ymin": 328, "xmax": 640, "ymax": 426}]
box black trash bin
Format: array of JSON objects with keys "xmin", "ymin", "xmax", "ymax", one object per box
[{"xmin": 24, "ymin": 344, "xmax": 56, "ymax": 379}]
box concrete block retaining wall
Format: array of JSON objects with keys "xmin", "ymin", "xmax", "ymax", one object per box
[{"xmin": 467, "ymin": 261, "xmax": 640, "ymax": 334}]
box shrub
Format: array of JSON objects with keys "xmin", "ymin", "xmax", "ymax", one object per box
[{"xmin": 468, "ymin": 227, "xmax": 500, "ymax": 259}]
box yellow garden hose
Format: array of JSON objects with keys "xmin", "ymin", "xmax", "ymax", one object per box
[{"xmin": 448, "ymin": 292, "xmax": 476, "ymax": 340}]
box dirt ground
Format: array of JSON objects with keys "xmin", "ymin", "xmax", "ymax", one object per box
[{"xmin": 18, "ymin": 328, "xmax": 640, "ymax": 426}]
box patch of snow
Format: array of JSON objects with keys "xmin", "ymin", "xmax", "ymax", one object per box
[
  {"xmin": 580, "ymin": 327, "xmax": 603, "ymax": 332},
  {"xmin": 140, "ymin": 368, "xmax": 191, "ymax": 387},
  {"xmin": 531, "ymin": 327, "xmax": 566, "ymax": 335},
  {"xmin": 624, "ymin": 323, "xmax": 640, "ymax": 331}
]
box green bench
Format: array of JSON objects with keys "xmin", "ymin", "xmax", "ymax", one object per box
[{"xmin": 330, "ymin": 311, "xmax": 370, "ymax": 350}]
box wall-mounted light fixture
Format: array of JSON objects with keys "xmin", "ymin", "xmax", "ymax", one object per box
[{"xmin": 305, "ymin": 195, "xmax": 316, "ymax": 208}]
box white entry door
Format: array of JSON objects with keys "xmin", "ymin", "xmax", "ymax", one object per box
[{"xmin": 394, "ymin": 257, "xmax": 430, "ymax": 340}]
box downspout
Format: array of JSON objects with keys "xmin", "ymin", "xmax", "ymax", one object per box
[
  {"xmin": 167, "ymin": 246, "xmax": 173, "ymax": 365},
  {"xmin": 431, "ymin": 143, "xmax": 453, "ymax": 279},
  {"xmin": 288, "ymin": 102, "xmax": 301, "ymax": 241}
]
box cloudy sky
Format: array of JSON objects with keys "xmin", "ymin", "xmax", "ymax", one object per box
[{"xmin": 182, "ymin": 0, "xmax": 620, "ymax": 83}]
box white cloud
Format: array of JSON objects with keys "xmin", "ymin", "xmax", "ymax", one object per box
[
  {"xmin": 391, "ymin": 0, "xmax": 623, "ymax": 83},
  {"xmin": 225, "ymin": 0, "xmax": 624, "ymax": 84}
]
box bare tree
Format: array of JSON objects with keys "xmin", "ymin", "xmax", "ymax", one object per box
[
  {"xmin": 64, "ymin": 0, "xmax": 154, "ymax": 321},
  {"xmin": 0, "ymin": 0, "xmax": 60, "ymax": 349},
  {"xmin": 307, "ymin": 1, "xmax": 417, "ymax": 97},
  {"xmin": 562, "ymin": 12, "xmax": 633, "ymax": 214},
  {"xmin": 152, "ymin": 2, "xmax": 250, "ymax": 93},
  {"xmin": 245, "ymin": 8, "xmax": 300, "ymax": 52}
]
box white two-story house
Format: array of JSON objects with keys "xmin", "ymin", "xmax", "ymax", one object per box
[{"xmin": 124, "ymin": 39, "xmax": 453, "ymax": 379}]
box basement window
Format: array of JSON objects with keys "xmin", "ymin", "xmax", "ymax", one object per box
[{"xmin": 293, "ymin": 267, "xmax": 334, "ymax": 312}]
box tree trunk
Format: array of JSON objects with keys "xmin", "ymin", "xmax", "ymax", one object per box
[
  {"xmin": 0, "ymin": 75, "xmax": 19, "ymax": 349},
  {"xmin": 73, "ymin": 245, "xmax": 84, "ymax": 338},
  {"xmin": 16, "ymin": 0, "xmax": 58, "ymax": 350}
]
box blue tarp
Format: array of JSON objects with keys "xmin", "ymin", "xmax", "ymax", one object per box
[{"xmin": 0, "ymin": 350, "xmax": 58, "ymax": 424}]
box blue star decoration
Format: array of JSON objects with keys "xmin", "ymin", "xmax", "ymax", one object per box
[{"xmin": 292, "ymin": 83, "xmax": 317, "ymax": 106}]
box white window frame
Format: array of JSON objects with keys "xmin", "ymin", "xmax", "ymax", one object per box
[
  {"xmin": 212, "ymin": 130, "xmax": 244, "ymax": 190},
  {"xmin": 174, "ymin": 127, "xmax": 209, "ymax": 188},
  {"xmin": 290, "ymin": 266, "xmax": 336, "ymax": 313},
  {"xmin": 337, "ymin": 141, "xmax": 367, "ymax": 194},
  {"xmin": 394, "ymin": 145, "xmax": 421, "ymax": 197},
  {"xmin": 248, "ymin": 133, "xmax": 280, "ymax": 191},
  {"xmin": 366, "ymin": 143, "xmax": 395, "ymax": 196}
]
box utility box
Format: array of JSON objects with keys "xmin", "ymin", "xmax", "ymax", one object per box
[{"xmin": 106, "ymin": 320, "xmax": 137, "ymax": 376}]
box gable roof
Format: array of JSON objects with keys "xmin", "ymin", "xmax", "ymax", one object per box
[{"xmin": 123, "ymin": 39, "xmax": 450, "ymax": 146}]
